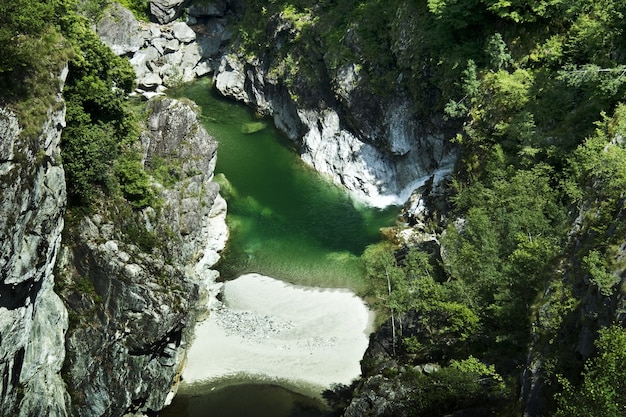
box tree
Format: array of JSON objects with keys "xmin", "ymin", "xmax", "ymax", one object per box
[
  {"xmin": 0, "ymin": 0, "xmax": 56, "ymax": 72},
  {"xmin": 555, "ymin": 325, "xmax": 626, "ymax": 416}
]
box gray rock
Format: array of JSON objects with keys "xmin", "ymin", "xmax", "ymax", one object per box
[
  {"xmin": 188, "ymin": 0, "xmax": 228, "ymax": 17},
  {"xmin": 149, "ymin": 0, "xmax": 186, "ymax": 24},
  {"xmin": 197, "ymin": 35, "xmax": 222, "ymax": 58},
  {"xmin": 0, "ymin": 108, "xmax": 19, "ymax": 163},
  {"xmin": 0, "ymin": 67, "xmax": 69, "ymax": 416},
  {"xmin": 59, "ymin": 98, "xmax": 226, "ymax": 417},
  {"xmin": 195, "ymin": 61, "xmax": 212, "ymax": 77},
  {"xmin": 172, "ymin": 21, "xmax": 196, "ymax": 43},
  {"xmin": 180, "ymin": 43, "xmax": 202, "ymax": 81},
  {"xmin": 139, "ymin": 72, "xmax": 163, "ymax": 89},
  {"xmin": 214, "ymin": 53, "xmax": 456, "ymax": 206},
  {"xmin": 130, "ymin": 46, "xmax": 161, "ymax": 79},
  {"xmin": 165, "ymin": 38, "xmax": 181, "ymax": 52},
  {"xmin": 152, "ymin": 37, "xmax": 167, "ymax": 54},
  {"xmin": 215, "ymin": 54, "xmax": 248, "ymax": 103},
  {"xmin": 96, "ymin": 3, "xmax": 145, "ymax": 55}
]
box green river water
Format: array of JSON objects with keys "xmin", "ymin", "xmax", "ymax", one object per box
[{"xmin": 161, "ymin": 79, "xmax": 399, "ymax": 416}]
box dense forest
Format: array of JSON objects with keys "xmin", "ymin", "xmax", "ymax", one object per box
[
  {"xmin": 232, "ymin": 0, "xmax": 626, "ymax": 415},
  {"xmin": 2, "ymin": 0, "xmax": 626, "ymax": 416}
]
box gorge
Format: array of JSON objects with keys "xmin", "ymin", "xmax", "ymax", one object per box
[
  {"xmin": 4, "ymin": 0, "xmax": 626, "ymax": 416},
  {"xmin": 161, "ymin": 78, "xmax": 398, "ymax": 416}
]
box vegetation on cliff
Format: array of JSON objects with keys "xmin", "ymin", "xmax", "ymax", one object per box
[
  {"xmin": 349, "ymin": 1, "xmax": 626, "ymax": 415},
  {"xmin": 0, "ymin": 0, "xmax": 157, "ymax": 210}
]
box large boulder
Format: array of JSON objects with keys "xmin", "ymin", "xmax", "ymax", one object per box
[
  {"xmin": 96, "ymin": 3, "xmax": 147, "ymax": 55},
  {"xmin": 215, "ymin": 55, "xmax": 249, "ymax": 103},
  {"xmin": 171, "ymin": 21, "xmax": 196, "ymax": 43},
  {"xmin": 149, "ymin": 0, "xmax": 187, "ymax": 24}
]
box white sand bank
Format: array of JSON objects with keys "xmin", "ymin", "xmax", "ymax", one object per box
[{"xmin": 181, "ymin": 273, "xmax": 374, "ymax": 394}]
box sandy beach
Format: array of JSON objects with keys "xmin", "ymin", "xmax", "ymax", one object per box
[{"xmin": 181, "ymin": 273, "xmax": 374, "ymax": 395}]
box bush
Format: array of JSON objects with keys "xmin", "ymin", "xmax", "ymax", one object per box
[{"xmin": 115, "ymin": 156, "xmax": 158, "ymax": 209}]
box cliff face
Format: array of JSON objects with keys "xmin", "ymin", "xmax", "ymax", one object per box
[
  {"xmin": 58, "ymin": 98, "xmax": 227, "ymax": 417},
  {"xmin": 214, "ymin": 52, "xmax": 455, "ymax": 207},
  {"xmin": 0, "ymin": 67, "xmax": 70, "ymax": 416},
  {"xmin": 1, "ymin": 59, "xmax": 226, "ymax": 417}
]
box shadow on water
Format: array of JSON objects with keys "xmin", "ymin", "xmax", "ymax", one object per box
[{"xmin": 160, "ymin": 384, "xmax": 334, "ymax": 417}]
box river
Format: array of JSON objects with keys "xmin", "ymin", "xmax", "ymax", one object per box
[{"xmin": 161, "ymin": 79, "xmax": 399, "ymax": 417}]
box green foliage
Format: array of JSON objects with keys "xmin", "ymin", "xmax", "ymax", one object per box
[
  {"xmin": 484, "ymin": 0, "xmax": 565, "ymax": 22},
  {"xmin": 363, "ymin": 245, "xmax": 481, "ymax": 361},
  {"xmin": 485, "ymin": 32, "xmax": 512, "ymax": 70},
  {"xmin": 62, "ymin": 122, "xmax": 118, "ymax": 201},
  {"xmin": 583, "ymin": 250, "xmax": 619, "ymax": 296},
  {"xmin": 57, "ymin": 8, "xmax": 147, "ymax": 207},
  {"xmin": 77, "ymin": 0, "xmax": 109, "ymax": 20},
  {"xmin": 124, "ymin": 222, "xmax": 158, "ymax": 252},
  {"xmin": 147, "ymin": 155, "xmax": 182, "ymax": 188},
  {"xmin": 444, "ymin": 60, "xmax": 480, "ymax": 120},
  {"xmin": 555, "ymin": 325, "xmax": 626, "ymax": 417},
  {"xmin": 117, "ymin": 0, "xmax": 149, "ymax": 21},
  {"xmin": 115, "ymin": 155, "xmax": 158, "ymax": 209},
  {"xmin": 427, "ymin": 0, "xmax": 482, "ymax": 29},
  {"xmin": 0, "ymin": 0, "xmax": 58, "ymax": 73},
  {"xmin": 402, "ymin": 356, "xmax": 506, "ymax": 415},
  {"xmin": 0, "ymin": 0, "xmax": 73, "ymax": 138}
]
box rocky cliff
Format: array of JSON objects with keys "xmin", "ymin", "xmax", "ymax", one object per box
[
  {"xmin": 0, "ymin": 67, "xmax": 70, "ymax": 416},
  {"xmin": 96, "ymin": 1, "xmax": 236, "ymax": 99},
  {"xmin": 96, "ymin": 0, "xmax": 454, "ymax": 207},
  {"xmin": 57, "ymin": 97, "xmax": 227, "ymax": 416},
  {"xmin": 214, "ymin": 51, "xmax": 455, "ymax": 207},
  {"xmin": 0, "ymin": 34, "xmax": 227, "ymax": 416}
]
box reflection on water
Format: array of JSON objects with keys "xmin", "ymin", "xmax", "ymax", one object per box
[{"xmin": 170, "ymin": 79, "xmax": 399, "ymax": 291}]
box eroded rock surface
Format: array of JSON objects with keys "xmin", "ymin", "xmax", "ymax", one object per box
[
  {"xmin": 0, "ymin": 67, "xmax": 70, "ymax": 417},
  {"xmin": 58, "ymin": 98, "xmax": 227, "ymax": 417},
  {"xmin": 214, "ymin": 52, "xmax": 456, "ymax": 207}
]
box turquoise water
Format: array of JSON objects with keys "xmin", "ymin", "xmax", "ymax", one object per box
[
  {"xmin": 171, "ymin": 79, "xmax": 399, "ymax": 291},
  {"xmin": 162, "ymin": 79, "xmax": 399, "ymax": 417}
]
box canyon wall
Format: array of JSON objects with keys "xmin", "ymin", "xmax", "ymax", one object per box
[
  {"xmin": 57, "ymin": 97, "xmax": 227, "ymax": 416},
  {"xmin": 0, "ymin": 67, "xmax": 70, "ymax": 416}
]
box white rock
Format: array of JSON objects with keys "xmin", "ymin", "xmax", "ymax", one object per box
[
  {"xmin": 139, "ymin": 73, "xmax": 163, "ymax": 89},
  {"xmin": 165, "ymin": 38, "xmax": 180, "ymax": 52},
  {"xmin": 142, "ymin": 91, "xmax": 165, "ymax": 100},
  {"xmin": 195, "ymin": 61, "xmax": 212, "ymax": 77},
  {"xmin": 151, "ymin": 37, "xmax": 167, "ymax": 55},
  {"xmin": 215, "ymin": 55, "xmax": 248, "ymax": 103},
  {"xmin": 172, "ymin": 22, "xmax": 196, "ymax": 43}
]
